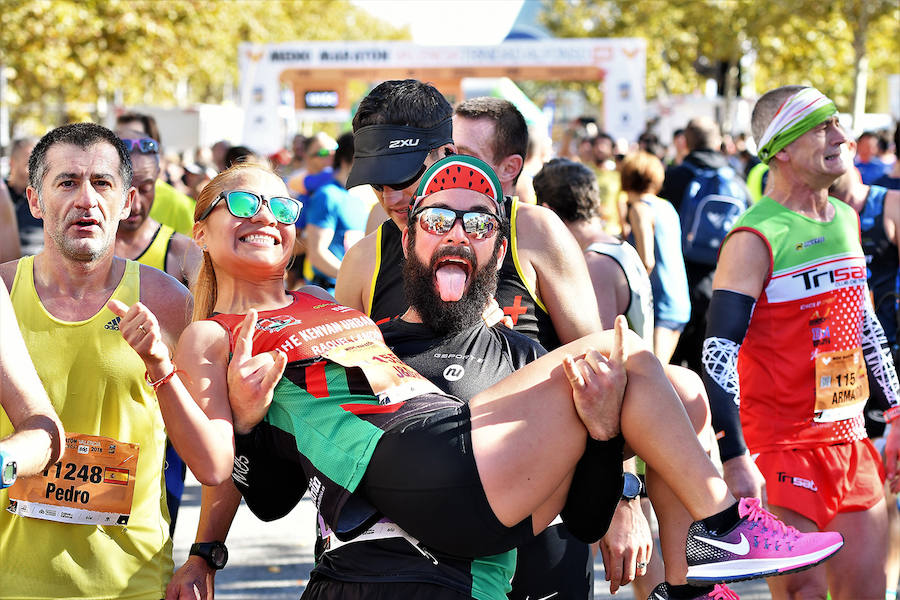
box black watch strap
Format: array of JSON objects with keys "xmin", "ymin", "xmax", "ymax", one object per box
[{"xmin": 190, "ymin": 541, "xmax": 228, "ymax": 570}]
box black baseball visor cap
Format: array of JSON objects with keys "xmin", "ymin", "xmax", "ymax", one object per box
[{"xmin": 346, "ymin": 117, "xmax": 453, "ymax": 189}]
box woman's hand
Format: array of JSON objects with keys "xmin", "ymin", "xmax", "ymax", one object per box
[
  {"xmin": 564, "ymin": 316, "xmax": 628, "ymax": 441},
  {"xmin": 227, "ymin": 310, "xmax": 287, "ymax": 435},
  {"xmin": 107, "ymin": 298, "xmax": 173, "ymax": 379}
]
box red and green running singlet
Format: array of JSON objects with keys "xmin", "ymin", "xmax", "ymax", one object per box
[{"xmin": 728, "ymin": 197, "xmax": 870, "ymax": 453}]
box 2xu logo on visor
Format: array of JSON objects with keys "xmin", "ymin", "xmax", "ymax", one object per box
[{"xmin": 388, "ymin": 138, "xmax": 420, "ymax": 149}]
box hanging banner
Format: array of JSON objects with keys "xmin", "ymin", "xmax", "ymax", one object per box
[{"xmin": 239, "ymin": 39, "xmax": 646, "ymax": 155}]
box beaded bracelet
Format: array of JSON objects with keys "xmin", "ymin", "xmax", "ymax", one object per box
[
  {"xmin": 145, "ymin": 363, "xmax": 178, "ymax": 392},
  {"xmin": 883, "ymin": 405, "xmax": 900, "ymax": 424}
]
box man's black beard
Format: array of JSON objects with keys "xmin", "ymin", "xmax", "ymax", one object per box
[{"xmin": 403, "ymin": 234, "xmax": 500, "ymax": 336}]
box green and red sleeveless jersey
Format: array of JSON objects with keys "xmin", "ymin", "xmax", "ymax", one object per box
[
  {"xmin": 728, "ymin": 196, "xmax": 870, "ymax": 452},
  {"xmin": 209, "ymin": 292, "xmax": 441, "ymax": 536}
]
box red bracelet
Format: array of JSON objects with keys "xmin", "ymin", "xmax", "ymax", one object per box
[
  {"xmin": 145, "ymin": 363, "xmax": 178, "ymax": 392},
  {"xmin": 884, "ymin": 405, "xmax": 900, "ymax": 424}
]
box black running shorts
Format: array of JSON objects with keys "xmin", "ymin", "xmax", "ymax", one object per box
[
  {"xmin": 302, "ymin": 576, "xmax": 471, "ymax": 600},
  {"xmin": 362, "ymin": 401, "xmax": 534, "ymax": 558}
]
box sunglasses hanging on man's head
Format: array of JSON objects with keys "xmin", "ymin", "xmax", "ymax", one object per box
[{"xmin": 120, "ymin": 138, "xmax": 159, "ymax": 154}]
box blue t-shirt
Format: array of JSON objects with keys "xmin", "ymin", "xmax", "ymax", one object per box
[
  {"xmin": 304, "ymin": 179, "xmax": 367, "ymax": 289},
  {"xmin": 856, "ymin": 158, "xmax": 888, "ymax": 185}
]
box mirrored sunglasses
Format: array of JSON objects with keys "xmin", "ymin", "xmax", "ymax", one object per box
[
  {"xmin": 411, "ymin": 206, "xmax": 500, "ymax": 240},
  {"xmin": 121, "ymin": 137, "xmax": 159, "ymax": 154},
  {"xmin": 371, "ymin": 164, "xmax": 428, "ymax": 193},
  {"xmin": 198, "ymin": 190, "xmax": 302, "ymax": 225}
]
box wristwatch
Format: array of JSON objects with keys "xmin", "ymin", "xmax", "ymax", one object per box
[
  {"xmin": 190, "ymin": 541, "xmax": 228, "ymax": 570},
  {"xmin": 0, "ymin": 450, "xmax": 17, "ymax": 489},
  {"xmin": 621, "ymin": 472, "xmax": 643, "ymax": 501}
]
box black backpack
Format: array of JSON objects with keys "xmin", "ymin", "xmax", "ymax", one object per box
[{"xmin": 679, "ymin": 161, "xmax": 749, "ymax": 265}]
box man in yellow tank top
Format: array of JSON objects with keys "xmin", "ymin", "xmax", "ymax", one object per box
[{"xmin": 0, "ymin": 122, "xmax": 192, "ymax": 599}]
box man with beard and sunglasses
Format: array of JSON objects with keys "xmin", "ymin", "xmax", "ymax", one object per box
[
  {"xmin": 335, "ymin": 82, "xmax": 619, "ymax": 600},
  {"xmin": 307, "ymin": 155, "xmax": 623, "ymax": 600}
]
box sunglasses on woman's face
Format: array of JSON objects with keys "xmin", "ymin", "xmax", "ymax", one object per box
[
  {"xmin": 410, "ymin": 206, "xmax": 500, "ymax": 240},
  {"xmin": 197, "ymin": 190, "xmax": 302, "ymax": 225},
  {"xmin": 120, "ymin": 137, "xmax": 159, "ymax": 154}
]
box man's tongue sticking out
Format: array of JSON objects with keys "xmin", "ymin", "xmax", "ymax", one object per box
[{"xmin": 435, "ymin": 264, "xmax": 467, "ymax": 301}]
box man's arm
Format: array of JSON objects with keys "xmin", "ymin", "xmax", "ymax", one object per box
[
  {"xmin": 334, "ymin": 231, "xmax": 378, "ymax": 313},
  {"xmin": 884, "ymin": 189, "xmax": 900, "ymax": 250},
  {"xmin": 166, "ymin": 481, "xmax": 243, "ymax": 600},
  {"xmin": 138, "ymin": 265, "xmax": 193, "ymax": 351},
  {"xmin": 168, "ymin": 233, "xmax": 203, "ymax": 289},
  {"xmin": 704, "ymin": 230, "xmax": 769, "ymax": 501},
  {"xmin": 0, "ymin": 283, "xmax": 64, "ymax": 476},
  {"xmin": 585, "ymin": 251, "xmax": 630, "ymax": 331},
  {"xmin": 304, "ymin": 225, "xmax": 341, "ymax": 279},
  {"xmin": 515, "ymin": 203, "xmax": 602, "ymax": 342}
]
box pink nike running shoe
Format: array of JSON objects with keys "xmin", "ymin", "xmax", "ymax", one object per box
[
  {"xmin": 648, "ymin": 582, "xmax": 740, "ymax": 599},
  {"xmin": 685, "ymin": 497, "xmax": 843, "ymax": 584}
]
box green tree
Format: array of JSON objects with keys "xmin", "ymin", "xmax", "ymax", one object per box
[
  {"xmin": 537, "ymin": 0, "xmax": 899, "ymax": 127},
  {"xmin": 0, "ymin": 0, "xmax": 408, "ymax": 135}
]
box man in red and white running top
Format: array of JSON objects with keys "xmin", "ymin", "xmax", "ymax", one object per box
[{"xmin": 703, "ymin": 85, "xmax": 900, "ymax": 599}]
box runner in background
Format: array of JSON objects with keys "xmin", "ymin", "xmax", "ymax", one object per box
[{"xmin": 704, "ymin": 85, "xmax": 900, "ymax": 600}]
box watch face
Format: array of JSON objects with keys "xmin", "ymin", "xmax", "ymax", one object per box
[
  {"xmin": 622, "ymin": 473, "xmax": 641, "ymax": 498},
  {"xmin": 1, "ymin": 461, "xmax": 15, "ymax": 485},
  {"xmin": 210, "ymin": 545, "xmax": 227, "ymax": 568}
]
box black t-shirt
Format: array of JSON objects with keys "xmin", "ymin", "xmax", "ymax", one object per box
[{"xmin": 379, "ymin": 318, "xmax": 546, "ymax": 398}]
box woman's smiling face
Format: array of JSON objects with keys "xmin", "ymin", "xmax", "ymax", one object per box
[{"xmin": 195, "ymin": 167, "xmax": 297, "ymax": 278}]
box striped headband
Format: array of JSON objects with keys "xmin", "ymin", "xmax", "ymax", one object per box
[{"xmin": 756, "ymin": 87, "xmax": 837, "ymax": 164}]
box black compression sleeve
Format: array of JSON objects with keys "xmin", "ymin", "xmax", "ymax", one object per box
[
  {"xmin": 702, "ymin": 289, "xmax": 755, "ymax": 462},
  {"xmin": 233, "ymin": 425, "xmax": 308, "ymax": 521},
  {"xmin": 560, "ymin": 435, "xmax": 625, "ymax": 543}
]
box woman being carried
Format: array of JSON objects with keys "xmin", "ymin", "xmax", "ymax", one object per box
[{"xmin": 110, "ymin": 159, "xmax": 841, "ymax": 588}]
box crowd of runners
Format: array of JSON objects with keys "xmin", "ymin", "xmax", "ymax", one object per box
[{"xmin": 0, "ymin": 79, "xmax": 899, "ymax": 600}]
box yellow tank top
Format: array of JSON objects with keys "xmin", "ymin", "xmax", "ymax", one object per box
[
  {"xmin": 135, "ymin": 223, "xmax": 175, "ymax": 272},
  {"xmin": 149, "ymin": 180, "xmax": 195, "ymax": 236},
  {"xmin": 0, "ymin": 257, "xmax": 172, "ymax": 599}
]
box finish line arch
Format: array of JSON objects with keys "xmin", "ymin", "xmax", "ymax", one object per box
[{"xmin": 239, "ymin": 39, "xmax": 645, "ymax": 155}]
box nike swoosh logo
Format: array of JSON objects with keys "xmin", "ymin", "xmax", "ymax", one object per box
[
  {"xmin": 822, "ymin": 357, "xmax": 832, "ymax": 364},
  {"xmin": 694, "ymin": 533, "xmax": 750, "ymax": 555},
  {"xmin": 525, "ymin": 594, "xmax": 559, "ymax": 600}
]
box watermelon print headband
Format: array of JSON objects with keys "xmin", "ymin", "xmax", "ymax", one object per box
[
  {"xmin": 411, "ymin": 155, "xmax": 504, "ymax": 215},
  {"xmin": 756, "ymin": 87, "xmax": 837, "ymax": 164}
]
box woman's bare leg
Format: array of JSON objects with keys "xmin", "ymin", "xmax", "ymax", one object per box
[
  {"xmin": 633, "ymin": 365, "xmax": 713, "ymax": 593},
  {"xmin": 469, "ymin": 321, "xmax": 734, "ymax": 529}
]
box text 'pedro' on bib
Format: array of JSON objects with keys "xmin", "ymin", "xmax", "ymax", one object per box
[{"xmin": 6, "ymin": 433, "xmax": 139, "ymax": 526}]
